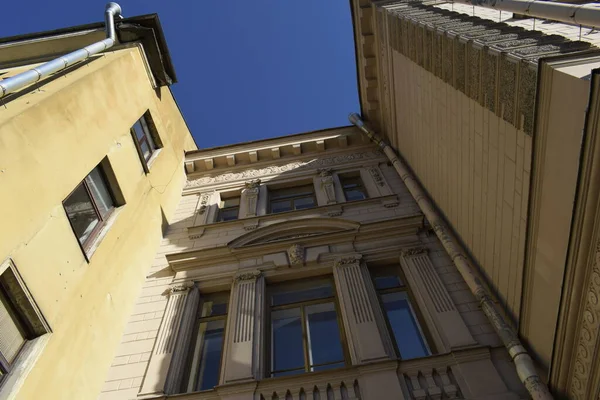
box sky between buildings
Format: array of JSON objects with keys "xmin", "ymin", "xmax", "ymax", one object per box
[{"xmin": 1, "ymin": 0, "xmax": 360, "ymax": 148}]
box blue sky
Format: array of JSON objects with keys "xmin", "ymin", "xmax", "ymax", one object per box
[{"xmin": 0, "ymin": 1, "xmax": 359, "ymax": 148}]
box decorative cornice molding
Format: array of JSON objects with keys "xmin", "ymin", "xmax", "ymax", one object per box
[
  {"xmin": 185, "ymin": 151, "xmax": 383, "ymax": 188},
  {"xmin": 401, "ymin": 247, "xmax": 428, "ymax": 257},
  {"xmin": 234, "ymin": 270, "xmax": 262, "ymax": 282}
]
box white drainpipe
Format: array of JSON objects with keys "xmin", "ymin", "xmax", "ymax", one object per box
[
  {"xmin": 0, "ymin": 2, "xmax": 122, "ymax": 99},
  {"xmin": 349, "ymin": 113, "xmax": 553, "ymax": 400}
]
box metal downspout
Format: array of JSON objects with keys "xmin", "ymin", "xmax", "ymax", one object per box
[
  {"xmin": 348, "ymin": 113, "xmax": 553, "ymax": 400},
  {"xmin": 451, "ymin": 0, "xmax": 600, "ymax": 28},
  {"xmin": 0, "ymin": 2, "xmax": 123, "ymax": 99}
]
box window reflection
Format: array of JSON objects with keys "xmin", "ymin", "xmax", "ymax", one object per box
[
  {"xmin": 268, "ymin": 185, "xmax": 316, "ymax": 214},
  {"xmin": 269, "ymin": 278, "xmax": 346, "ymax": 376}
]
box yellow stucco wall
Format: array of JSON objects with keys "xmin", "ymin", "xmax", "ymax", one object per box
[{"xmin": 0, "ymin": 46, "xmax": 196, "ymax": 399}]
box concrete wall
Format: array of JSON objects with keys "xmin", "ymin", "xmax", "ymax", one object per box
[{"xmin": 0, "ymin": 46, "xmax": 196, "ymax": 399}]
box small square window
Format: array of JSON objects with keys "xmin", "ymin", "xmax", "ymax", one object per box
[
  {"xmin": 339, "ymin": 174, "xmax": 368, "ymax": 202},
  {"xmin": 217, "ymin": 197, "xmax": 240, "ymax": 222},
  {"xmin": 63, "ymin": 160, "xmax": 122, "ymax": 254},
  {"xmin": 131, "ymin": 112, "xmax": 162, "ymax": 171},
  {"xmin": 0, "ymin": 259, "xmax": 50, "ymax": 390},
  {"xmin": 268, "ymin": 184, "xmax": 316, "ymax": 214}
]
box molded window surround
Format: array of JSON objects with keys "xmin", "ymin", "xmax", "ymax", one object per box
[
  {"xmin": 0, "ymin": 259, "xmax": 50, "ymax": 398},
  {"xmin": 130, "ymin": 111, "xmax": 163, "ymax": 173}
]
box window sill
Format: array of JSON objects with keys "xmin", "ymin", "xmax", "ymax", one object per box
[
  {"xmin": 187, "ymin": 194, "xmax": 400, "ymax": 239},
  {"xmin": 0, "ymin": 334, "xmax": 50, "ymax": 399},
  {"xmin": 84, "ymin": 206, "xmax": 124, "ymax": 261},
  {"xmin": 146, "ymin": 148, "xmax": 162, "ymax": 172}
]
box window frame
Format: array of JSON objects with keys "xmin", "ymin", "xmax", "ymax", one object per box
[
  {"xmin": 130, "ymin": 112, "xmax": 162, "ymax": 172},
  {"xmin": 184, "ymin": 292, "xmax": 229, "ymax": 393},
  {"xmin": 267, "ymin": 184, "xmax": 317, "ymax": 214},
  {"xmin": 216, "ymin": 196, "xmax": 240, "ymax": 222},
  {"xmin": 371, "ymin": 266, "xmax": 433, "ymax": 359},
  {"xmin": 339, "ymin": 172, "xmax": 369, "ymax": 202},
  {"xmin": 267, "ymin": 277, "xmax": 349, "ymax": 377},
  {"xmin": 0, "ymin": 259, "xmax": 50, "ymax": 391},
  {"xmin": 63, "ymin": 162, "xmax": 118, "ymax": 255}
]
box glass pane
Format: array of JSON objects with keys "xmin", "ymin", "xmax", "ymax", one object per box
[
  {"xmin": 139, "ymin": 116, "xmax": 156, "ymax": 151},
  {"xmin": 272, "ymin": 369, "xmax": 304, "ymax": 377},
  {"xmin": 140, "ymin": 141, "xmax": 152, "ymax": 161},
  {"xmin": 271, "ymin": 308, "xmax": 304, "ymax": 374},
  {"xmin": 218, "ymin": 207, "xmax": 239, "ymax": 222},
  {"xmin": 271, "ymin": 281, "xmax": 333, "ymax": 306},
  {"xmin": 200, "ymin": 293, "xmax": 229, "ymax": 317},
  {"xmin": 190, "ymin": 320, "xmax": 225, "ymax": 391},
  {"xmin": 293, "ymin": 196, "xmax": 315, "ymax": 210},
  {"xmin": 344, "ymin": 189, "xmax": 366, "ymax": 201},
  {"xmin": 85, "ymin": 168, "xmax": 114, "ymax": 219},
  {"xmin": 64, "ymin": 183, "xmax": 100, "ymax": 245},
  {"xmin": 132, "ymin": 120, "xmax": 146, "ymax": 140},
  {"xmin": 0, "ymin": 292, "xmax": 25, "ymax": 363},
  {"xmin": 374, "ymin": 275, "xmax": 403, "ymax": 290},
  {"xmin": 381, "ymin": 292, "xmax": 429, "ymax": 359},
  {"xmin": 270, "ymin": 199, "xmax": 292, "ymax": 214},
  {"xmin": 312, "ymin": 362, "xmax": 345, "ymax": 372},
  {"xmin": 305, "ymin": 302, "xmax": 344, "ymax": 369}
]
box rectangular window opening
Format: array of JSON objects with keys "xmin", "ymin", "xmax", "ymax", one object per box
[
  {"xmin": 268, "ymin": 278, "xmax": 346, "ymax": 377},
  {"xmin": 339, "ymin": 173, "xmax": 368, "ymax": 202},
  {"xmin": 130, "ymin": 112, "xmax": 162, "ymax": 172},
  {"xmin": 217, "ymin": 196, "xmax": 240, "ymax": 222},
  {"xmin": 268, "ymin": 184, "xmax": 316, "ymax": 214}
]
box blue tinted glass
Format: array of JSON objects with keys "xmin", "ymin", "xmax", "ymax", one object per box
[
  {"xmin": 272, "ymin": 308, "xmax": 304, "ymax": 373},
  {"xmin": 312, "ymin": 362, "xmax": 345, "ymax": 372},
  {"xmin": 382, "ymin": 292, "xmax": 429, "ymax": 359},
  {"xmin": 344, "ymin": 189, "xmax": 366, "ymax": 201},
  {"xmin": 306, "ymin": 302, "xmax": 344, "ymax": 368},
  {"xmin": 374, "ymin": 275, "xmax": 403, "ymax": 290},
  {"xmin": 271, "ymin": 283, "xmax": 333, "ymax": 306},
  {"xmin": 294, "ymin": 197, "xmax": 315, "ymax": 210},
  {"xmin": 197, "ymin": 320, "xmax": 224, "ymax": 391},
  {"xmin": 272, "ymin": 369, "xmax": 304, "ymax": 377},
  {"xmin": 271, "ymin": 200, "xmax": 292, "ymax": 214}
]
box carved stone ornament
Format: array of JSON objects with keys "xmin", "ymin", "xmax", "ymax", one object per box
[
  {"xmin": 400, "ymin": 247, "xmax": 428, "ymax": 257},
  {"xmin": 168, "ymin": 283, "xmax": 194, "ymax": 295},
  {"xmin": 287, "ymin": 244, "xmax": 305, "ymax": 267},
  {"xmin": 317, "ymin": 168, "xmax": 333, "ymax": 178},
  {"xmin": 185, "ymin": 151, "xmax": 383, "ymax": 188},
  {"xmin": 234, "ymin": 270, "xmax": 262, "ymax": 281},
  {"xmin": 243, "ymin": 179, "xmax": 260, "ymax": 217},
  {"xmin": 369, "ymin": 167, "xmax": 386, "ymax": 187},
  {"xmin": 197, "ymin": 192, "xmax": 212, "ymax": 215},
  {"xmin": 334, "ymin": 254, "xmax": 362, "ymax": 268},
  {"xmin": 244, "ymin": 179, "xmax": 261, "ymax": 190},
  {"xmin": 318, "ymin": 168, "xmax": 336, "ymax": 204}
]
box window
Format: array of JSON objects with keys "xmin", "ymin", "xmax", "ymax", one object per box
[
  {"xmin": 372, "ymin": 268, "xmax": 430, "ymax": 359},
  {"xmin": 0, "ymin": 260, "xmax": 49, "ymax": 387},
  {"xmin": 131, "ymin": 112, "xmax": 161, "ymax": 170},
  {"xmin": 269, "ymin": 278, "xmax": 346, "ymax": 377},
  {"xmin": 340, "ymin": 173, "xmax": 368, "ymax": 201},
  {"xmin": 185, "ymin": 292, "xmax": 228, "ymax": 392},
  {"xmin": 268, "ymin": 184, "xmax": 316, "ymax": 214},
  {"xmin": 217, "ymin": 197, "xmax": 240, "ymax": 222},
  {"xmin": 63, "ymin": 162, "xmax": 118, "ymax": 253}
]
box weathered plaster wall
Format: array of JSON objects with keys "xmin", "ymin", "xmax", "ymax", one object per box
[{"xmin": 0, "ymin": 46, "xmax": 196, "ymax": 399}]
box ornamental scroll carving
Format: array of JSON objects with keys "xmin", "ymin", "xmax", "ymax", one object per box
[
  {"xmin": 334, "ymin": 254, "xmax": 362, "ymax": 268},
  {"xmin": 400, "ymin": 247, "xmax": 428, "ymax": 257},
  {"xmin": 234, "ymin": 270, "xmax": 262, "ymax": 281},
  {"xmin": 318, "ymin": 168, "xmax": 337, "ymax": 204},
  {"xmin": 197, "ymin": 192, "xmax": 212, "ymax": 215},
  {"xmin": 369, "ymin": 167, "xmax": 386, "ymax": 187},
  {"xmin": 570, "ymin": 239, "xmax": 600, "ymax": 399},
  {"xmin": 185, "ymin": 151, "xmax": 383, "ymax": 188},
  {"xmin": 287, "ymin": 244, "xmax": 305, "ymax": 267}
]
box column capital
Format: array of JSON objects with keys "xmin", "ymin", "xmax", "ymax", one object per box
[
  {"xmin": 334, "ymin": 254, "xmax": 363, "ymax": 268},
  {"xmin": 400, "ymin": 247, "xmax": 428, "ymax": 257},
  {"xmin": 234, "ymin": 270, "xmax": 262, "ymax": 282}
]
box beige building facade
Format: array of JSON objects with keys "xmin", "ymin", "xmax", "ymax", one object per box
[{"xmin": 100, "ymin": 127, "xmax": 528, "ymax": 400}]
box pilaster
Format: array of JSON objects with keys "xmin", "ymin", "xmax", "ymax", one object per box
[
  {"xmin": 332, "ymin": 254, "xmax": 393, "ymax": 364},
  {"xmin": 221, "ymin": 270, "xmax": 265, "ymax": 384},
  {"xmin": 139, "ymin": 285, "xmax": 192, "ymax": 396},
  {"xmin": 315, "ymin": 168, "xmax": 337, "ymax": 206},
  {"xmin": 240, "ymin": 180, "xmax": 260, "ymax": 218},
  {"xmin": 400, "ymin": 248, "xmax": 477, "ymax": 353}
]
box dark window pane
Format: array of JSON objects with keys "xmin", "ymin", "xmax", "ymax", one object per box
[
  {"xmin": 85, "ymin": 168, "xmax": 114, "ymax": 219},
  {"xmin": 374, "ymin": 275, "xmax": 403, "ymax": 290},
  {"xmin": 312, "ymin": 362, "xmax": 345, "ymax": 372},
  {"xmin": 270, "ymin": 200, "xmax": 292, "ymax": 214},
  {"xmin": 271, "ymin": 282, "xmax": 333, "ymax": 306},
  {"xmin": 272, "ymin": 369, "xmax": 304, "ymax": 377},
  {"xmin": 139, "ymin": 116, "xmax": 156, "ymax": 151},
  {"xmin": 270, "ymin": 185, "xmax": 314, "ymax": 200},
  {"xmin": 293, "ymin": 196, "xmax": 315, "ymax": 210},
  {"xmin": 200, "ymin": 294, "xmax": 228, "ymax": 317},
  {"xmin": 194, "ymin": 320, "xmax": 225, "ymax": 391},
  {"xmin": 382, "ymin": 292, "xmax": 429, "ymax": 359},
  {"xmin": 64, "ymin": 183, "xmax": 100, "ymax": 245},
  {"xmin": 132, "ymin": 120, "xmax": 146, "ymax": 140},
  {"xmin": 140, "ymin": 141, "xmax": 151, "ymax": 162},
  {"xmin": 218, "ymin": 208, "xmax": 239, "ymax": 222},
  {"xmin": 271, "ymin": 308, "xmax": 304, "ymax": 373},
  {"xmin": 344, "ymin": 189, "xmax": 366, "ymax": 201},
  {"xmin": 306, "ymin": 302, "xmax": 344, "ymax": 368}
]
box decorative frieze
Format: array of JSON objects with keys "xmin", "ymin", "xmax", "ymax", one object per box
[{"xmin": 185, "ymin": 151, "xmax": 384, "ymax": 188}]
